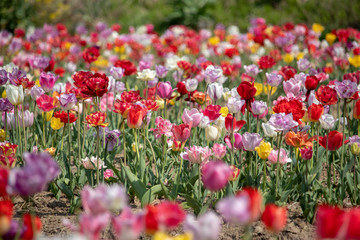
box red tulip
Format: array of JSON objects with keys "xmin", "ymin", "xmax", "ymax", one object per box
[
  {"xmin": 345, "ymin": 208, "xmax": 360, "ymax": 239},
  {"xmin": 121, "ymin": 91, "xmax": 142, "ymax": 103},
  {"xmin": 80, "ymin": 73, "xmax": 109, "ymax": 98},
  {"xmin": 258, "ymin": 55, "xmax": 276, "ymax": 69},
  {"xmin": 280, "ymin": 65, "xmax": 297, "ymax": 81},
  {"xmin": 0, "ymin": 168, "xmax": 8, "ymax": 197},
  {"xmin": 114, "ymin": 59, "xmax": 137, "ymax": 76},
  {"xmin": 176, "ymin": 81, "xmax": 188, "ymax": 95},
  {"xmin": 86, "ymin": 111, "xmax": 109, "ymax": 128},
  {"xmin": 308, "ymin": 103, "xmax": 324, "ymax": 122},
  {"xmin": 72, "ymin": 71, "xmax": 93, "ymax": 89},
  {"xmin": 0, "ymin": 200, "xmax": 13, "ymax": 236},
  {"xmin": 53, "ymin": 111, "xmax": 78, "ymax": 123},
  {"xmin": 236, "ymin": 81, "xmax": 256, "ymax": 101},
  {"xmin": 315, "ymin": 85, "xmax": 338, "ymax": 106},
  {"xmin": 22, "ymin": 214, "xmax": 42, "ymax": 240},
  {"xmin": 82, "ymin": 46, "xmax": 100, "ymax": 64},
  {"xmin": 225, "ymin": 114, "xmax": 246, "ymax": 132},
  {"xmin": 172, "ymin": 123, "xmax": 191, "ymax": 143},
  {"xmin": 354, "ymin": 99, "xmax": 360, "ymax": 119},
  {"xmin": 316, "ymin": 205, "xmax": 346, "ymax": 239},
  {"xmin": 305, "ymin": 75, "xmax": 320, "ymax": 91},
  {"xmin": 261, "ymin": 204, "xmax": 287, "ymax": 233},
  {"xmin": 236, "ymin": 187, "xmax": 263, "ymax": 222},
  {"xmin": 202, "ymin": 104, "xmax": 222, "ymax": 121},
  {"xmin": 319, "ymin": 131, "xmax": 344, "ymax": 151},
  {"xmin": 36, "ymin": 94, "xmax": 55, "ymax": 112},
  {"xmin": 127, "ymin": 105, "xmax": 147, "ymax": 129}
]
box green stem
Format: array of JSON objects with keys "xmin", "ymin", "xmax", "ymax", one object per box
[
  {"xmin": 21, "ymin": 106, "xmax": 27, "ymax": 151},
  {"xmin": 96, "ymin": 126, "xmax": 100, "ymax": 184},
  {"xmin": 276, "ymin": 132, "xmax": 283, "ymax": 199},
  {"xmin": 198, "ymin": 164, "xmax": 202, "ymax": 200},
  {"xmin": 341, "ymin": 99, "xmax": 346, "ymax": 168}
]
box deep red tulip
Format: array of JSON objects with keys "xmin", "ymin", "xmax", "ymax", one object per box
[
  {"xmin": 176, "ymin": 81, "xmax": 188, "ymax": 95},
  {"xmin": 82, "ymin": 46, "xmax": 100, "ymax": 64},
  {"xmin": 225, "ymin": 114, "xmax": 246, "ymax": 132},
  {"xmin": 121, "ymin": 91, "xmax": 142, "ymax": 103},
  {"xmin": 308, "ymin": 103, "xmax": 324, "ymax": 122},
  {"xmin": 236, "ymin": 81, "xmax": 256, "ymax": 101},
  {"xmin": 54, "ymin": 110, "xmax": 78, "ymax": 123},
  {"xmin": 113, "ymin": 100, "xmax": 131, "ymax": 117},
  {"xmin": 261, "ymin": 204, "xmax": 287, "ymax": 233},
  {"xmin": 280, "ymin": 65, "xmax": 297, "ymax": 81},
  {"xmin": 258, "ymin": 55, "xmax": 276, "ymax": 69},
  {"xmin": 305, "ymin": 75, "xmax": 320, "ymax": 91},
  {"xmin": 80, "ymin": 73, "xmax": 109, "ymax": 98},
  {"xmin": 315, "ymin": 85, "xmax": 338, "ymax": 106},
  {"xmin": 72, "ymin": 71, "xmax": 93, "ymax": 89},
  {"xmin": 354, "ymin": 99, "xmax": 360, "ymax": 119},
  {"xmin": 114, "ymin": 59, "xmax": 137, "ymax": 76},
  {"xmin": 22, "ymin": 214, "xmax": 42, "ymax": 240},
  {"xmin": 319, "ymin": 131, "xmax": 344, "ymax": 151},
  {"xmin": 0, "ymin": 168, "xmax": 8, "ymax": 197}
]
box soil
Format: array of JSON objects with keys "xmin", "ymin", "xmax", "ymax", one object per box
[{"xmin": 13, "ymin": 191, "xmax": 315, "ymax": 240}]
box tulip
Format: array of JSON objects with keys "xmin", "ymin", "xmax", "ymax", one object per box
[
  {"xmin": 255, "ymin": 141, "xmax": 272, "ymax": 159},
  {"xmin": 201, "ymin": 160, "xmax": 232, "ymax": 191},
  {"xmin": 0, "ymin": 98, "xmax": 14, "ymax": 112},
  {"xmin": 319, "ymin": 114, "xmax": 337, "ymax": 130},
  {"xmin": 155, "ymin": 65, "xmax": 168, "ymax": 78},
  {"xmin": 212, "ymin": 143, "xmax": 227, "ymax": 159},
  {"xmin": 268, "ymin": 148, "xmax": 291, "ymax": 164},
  {"xmin": 39, "ymin": 71, "xmax": 58, "ymax": 92},
  {"xmin": 204, "ymin": 65, "xmax": 223, "ymax": 83},
  {"xmin": 297, "ymin": 58, "xmax": 311, "ymax": 71},
  {"xmin": 198, "ymin": 116, "xmax": 210, "ymax": 128},
  {"xmin": 227, "ymin": 97, "xmax": 245, "ymax": 113},
  {"xmin": 205, "ymin": 125, "xmax": 221, "ymax": 141},
  {"xmin": 136, "ymin": 69, "xmax": 156, "ymax": 81},
  {"xmin": 268, "ymin": 113, "xmax": 298, "ymax": 131},
  {"xmin": 202, "ymin": 104, "xmax": 221, "ymax": 121},
  {"xmin": 54, "ymin": 110, "xmax": 78, "ymax": 123},
  {"xmin": 334, "ymin": 80, "xmax": 358, "ymax": 98},
  {"xmin": 183, "ymin": 211, "xmax": 221, "ymax": 240},
  {"xmin": 251, "ymin": 100, "xmax": 268, "ymax": 118},
  {"xmin": 316, "ymin": 205, "xmax": 346, "ymax": 239},
  {"xmin": 109, "ymin": 66, "xmax": 124, "ymax": 79},
  {"xmin": 300, "ymin": 146, "xmax": 313, "ymax": 160},
  {"xmin": 7, "ymin": 152, "xmax": 60, "ymax": 196},
  {"xmin": 50, "ymin": 117, "xmax": 64, "ymax": 130},
  {"xmin": 207, "ymin": 82, "xmax": 223, "ymax": 101},
  {"xmin": 36, "ymin": 94, "xmax": 55, "ymax": 112},
  {"xmin": 185, "ymin": 78, "xmax": 198, "ymax": 92},
  {"xmin": 0, "ymin": 200, "xmax": 13, "ymax": 236},
  {"xmin": 58, "ymin": 93, "xmax": 77, "ymax": 111},
  {"xmin": 112, "ymin": 207, "xmax": 145, "ymax": 240},
  {"xmin": 180, "ymin": 146, "xmax": 212, "ymax": 164},
  {"xmin": 172, "ymin": 123, "xmax": 191, "ymax": 142},
  {"xmin": 237, "ymin": 81, "xmax": 256, "ymax": 101},
  {"xmin": 127, "ymin": 105, "xmax": 147, "ymax": 129},
  {"xmin": 76, "ymin": 213, "xmax": 110, "ymax": 240},
  {"xmin": 261, "ymin": 204, "xmax": 287, "ymax": 233},
  {"xmin": 224, "ymin": 133, "xmax": 243, "ymax": 150},
  {"xmin": 262, "ymin": 122, "xmax": 277, "ymax": 138},
  {"xmin": 18, "ymin": 110, "xmax": 34, "ymax": 128},
  {"xmin": 244, "ymin": 64, "xmax": 261, "ymax": 77},
  {"xmin": 22, "ymin": 214, "xmax": 42, "ymax": 240},
  {"xmin": 308, "ymin": 103, "xmax": 324, "ymax": 122},
  {"xmin": 315, "ymin": 85, "xmax": 338, "ymax": 106},
  {"xmin": 81, "ymin": 184, "xmax": 127, "ymax": 214},
  {"xmin": 82, "ymin": 156, "xmax": 105, "ymax": 170},
  {"xmin": 236, "ymin": 187, "xmax": 263, "ymax": 222},
  {"xmin": 5, "ymin": 84, "xmax": 23, "ymax": 106},
  {"xmin": 149, "ymin": 116, "xmax": 173, "ymax": 139},
  {"xmin": 284, "ymin": 131, "xmax": 315, "ymax": 148},
  {"xmin": 354, "ymin": 99, "xmax": 360, "ymax": 119},
  {"xmin": 305, "ymin": 75, "xmax": 319, "ymax": 91},
  {"xmin": 319, "ymin": 130, "xmax": 344, "ymax": 151},
  {"xmin": 266, "ymin": 72, "xmax": 282, "ymax": 87},
  {"xmin": 283, "ymin": 78, "xmax": 301, "ymax": 96},
  {"xmin": 242, "ymin": 132, "xmax": 263, "ymax": 151},
  {"xmin": 86, "ymin": 111, "xmax": 109, "ymax": 128},
  {"xmin": 216, "ymin": 195, "xmax": 250, "ymax": 224},
  {"xmin": 30, "ymin": 86, "xmax": 45, "ymax": 100},
  {"xmin": 224, "ymin": 114, "xmax": 246, "ymax": 132},
  {"xmin": 182, "ymin": 108, "xmax": 203, "ymax": 127},
  {"xmin": 156, "ymin": 81, "xmax": 173, "ymax": 99}
]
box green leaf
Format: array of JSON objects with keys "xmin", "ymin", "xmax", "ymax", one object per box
[
  {"xmin": 123, "ymin": 165, "xmax": 147, "ymax": 199},
  {"xmin": 56, "ymin": 179, "xmax": 74, "ymax": 200},
  {"xmin": 141, "ymin": 184, "xmax": 162, "ymax": 207}
]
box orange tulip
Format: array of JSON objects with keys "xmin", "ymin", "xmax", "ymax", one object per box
[
  {"xmin": 308, "ymin": 103, "xmax": 324, "ymax": 122},
  {"xmin": 86, "ymin": 111, "xmax": 109, "ymax": 128},
  {"xmin": 127, "ymin": 105, "xmax": 147, "ymax": 129},
  {"xmin": 284, "ymin": 131, "xmax": 316, "ymax": 148}
]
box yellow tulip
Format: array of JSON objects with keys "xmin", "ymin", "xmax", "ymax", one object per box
[
  {"xmin": 35, "ymin": 79, "xmax": 40, "ymax": 87},
  {"xmin": 255, "ymin": 141, "xmax": 272, "ymax": 160},
  {"xmin": 220, "ymin": 107, "xmax": 229, "ymax": 117},
  {"xmin": 283, "ymin": 53, "xmax": 294, "ymax": 63},
  {"xmin": 42, "ymin": 110, "xmax": 54, "ymax": 122},
  {"xmin": 2, "ymin": 90, "xmax": 6, "ymax": 98},
  {"xmin": 349, "ymin": 55, "xmax": 360, "ymax": 68},
  {"xmin": 351, "ymin": 143, "xmax": 360, "ymax": 155},
  {"xmin": 296, "ymin": 52, "xmax": 305, "ymax": 60},
  {"xmin": 326, "ymin": 33, "xmax": 336, "ymax": 45},
  {"xmin": 155, "ymin": 99, "xmax": 165, "ymax": 110},
  {"xmin": 153, "ymin": 232, "xmax": 192, "ymax": 240},
  {"xmin": 263, "ymin": 85, "xmax": 277, "ymax": 96},
  {"xmin": 93, "ymin": 56, "xmax": 109, "ymax": 68},
  {"xmin": 44, "ymin": 147, "xmax": 56, "ymax": 156},
  {"xmin": 50, "ymin": 117, "xmax": 64, "ymax": 130},
  {"xmin": 208, "ymin": 36, "xmax": 220, "ymax": 46},
  {"xmin": 312, "ymin": 23, "xmax": 324, "ymax": 34},
  {"xmin": 254, "ymin": 83, "xmax": 263, "ymax": 96},
  {"xmin": 250, "ymin": 43, "xmax": 260, "ymax": 54},
  {"xmin": 0, "ymin": 129, "xmax": 5, "ymax": 142}
]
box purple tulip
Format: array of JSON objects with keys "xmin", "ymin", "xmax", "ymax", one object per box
[
  {"xmin": 7, "ymin": 152, "xmax": 60, "ymax": 196},
  {"xmin": 18, "ymin": 110, "xmax": 34, "ymax": 128},
  {"xmin": 76, "ymin": 24, "xmax": 88, "ymax": 35},
  {"xmin": 283, "ymin": 78, "xmax": 301, "ymax": 97},
  {"xmin": 0, "ymin": 69, "xmax": 8, "ymax": 85},
  {"xmin": 29, "ymin": 55, "xmax": 50, "ymax": 69},
  {"xmin": 216, "ymin": 195, "xmax": 250, "ymax": 224},
  {"xmin": 155, "ymin": 65, "xmax": 168, "ymax": 78},
  {"xmin": 7, "ymin": 68, "xmax": 26, "ymax": 86},
  {"xmin": 201, "ymin": 160, "xmax": 232, "ymax": 191},
  {"xmin": 334, "ymin": 80, "xmax": 358, "ymax": 98},
  {"xmin": 97, "ymin": 127, "xmax": 121, "ymax": 151},
  {"xmin": 30, "ymin": 86, "xmax": 45, "ymax": 100},
  {"xmin": 266, "ymin": 72, "xmax": 282, "ymax": 87},
  {"xmin": 8, "ymin": 38, "xmax": 22, "ymax": 52},
  {"xmin": 241, "ymin": 132, "xmax": 263, "ymax": 151},
  {"xmin": 227, "ymin": 97, "xmax": 245, "ymax": 113},
  {"xmin": 182, "ymin": 108, "xmax": 203, "ymax": 127},
  {"xmin": 297, "ymin": 58, "xmax": 311, "ymax": 71},
  {"xmin": 112, "ymin": 208, "xmax": 145, "ymax": 240},
  {"xmin": 251, "ymin": 100, "xmax": 268, "ymax": 117},
  {"xmin": 0, "ymin": 98, "xmax": 14, "ymax": 112},
  {"xmin": 184, "ymin": 211, "xmax": 221, "ymax": 240},
  {"xmin": 109, "ymin": 66, "xmax": 124, "ymax": 79},
  {"xmin": 268, "ymin": 113, "xmax": 299, "ymax": 132},
  {"xmin": 244, "ymin": 64, "xmax": 261, "ymax": 77},
  {"xmin": 39, "ymin": 71, "xmax": 58, "ymax": 92},
  {"xmin": 58, "ymin": 93, "xmax": 77, "ymax": 110},
  {"xmin": 204, "ymin": 65, "xmax": 223, "ymax": 83},
  {"xmin": 156, "ymin": 81, "xmax": 173, "ymax": 99}
]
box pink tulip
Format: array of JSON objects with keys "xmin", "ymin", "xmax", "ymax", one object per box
[
  {"xmin": 39, "ymin": 71, "xmax": 58, "ymax": 92},
  {"xmin": 212, "ymin": 143, "xmax": 227, "ymax": 159},
  {"xmin": 224, "ymin": 133, "xmax": 243, "ymax": 150},
  {"xmin": 182, "ymin": 108, "xmax": 203, "ymax": 127},
  {"xmin": 268, "ymin": 148, "xmax": 291, "ymax": 164},
  {"xmin": 201, "ymin": 160, "xmax": 232, "ymax": 191},
  {"xmin": 283, "ymin": 78, "xmax": 301, "ymax": 97},
  {"xmin": 79, "ymin": 213, "xmax": 110, "ymax": 240},
  {"xmin": 112, "ymin": 207, "xmax": 145, "ymax": 240},
  {"xmin": 156, "ymin": 81, "xmax": 173, "ymax": 99},
  {"xmin": 180, "ymin": 146, "xmax": 213, "ymax": 164}
]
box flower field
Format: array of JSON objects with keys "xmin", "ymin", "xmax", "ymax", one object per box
[{"xmin": 1, "ymin": 19, "xmax": 360, "ymax": 239}]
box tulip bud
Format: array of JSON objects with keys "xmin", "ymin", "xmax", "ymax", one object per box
[
  {"xmin": 207, "ymin": 82, "xmax": 223, "ymax": 101},
  {"xmin": 351, "ymin": 143, "xmax": 360, "ymax": 155},
  {"xmin": 185, "ymin": 78, "xmax": 198, "ymax": 92},
  {"xmin": 205, "ymin": 125, "xmax": 221, "ymax": 141},
  {"xmin": 5, "ymin": 84, "xmax": 24, "ymax": 106}
]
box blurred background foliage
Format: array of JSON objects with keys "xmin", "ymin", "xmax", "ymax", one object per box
[{"xmin": 1, "ymin": 0, "xmax": 360, "ymax": 32}]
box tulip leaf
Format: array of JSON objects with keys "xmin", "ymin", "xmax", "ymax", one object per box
[
  {"xmin": 179, "ymin": 193, "xmax": 201, "ymax": 214},
  {"xmin": 122, "ymin": 165, "xmax": 147, "ymax": 199},
  {"xmin": 141, "ymin": 184, "xmax": 162, "ymax": 207},
  {"xmin": 56, "ymin": 179, "xmax": 74, "ymax": 200}
]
